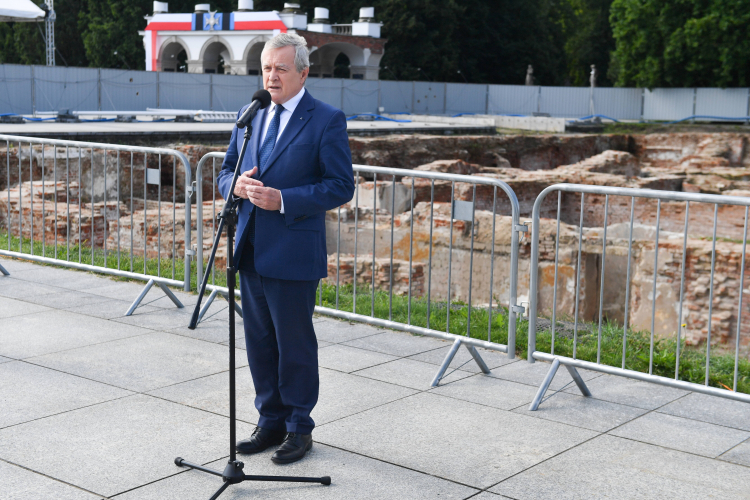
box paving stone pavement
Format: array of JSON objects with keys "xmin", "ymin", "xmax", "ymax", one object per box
[{"xmin": 2, "ymin": 257, "xmax": 750, "ymax": 499}]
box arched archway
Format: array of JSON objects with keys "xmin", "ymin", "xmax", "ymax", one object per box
[
  {"xmin": 159, "ymin": 38, "xmax": 190, "ymax": 72},
  {"xmin": 244, "ymin": 41, "xmax": 266, "ymax": 76},
  {"xmin": 199, "ymin": 37, "xmax": 234, "ymax": 74},
  {"xmin": 308, "ymin": 42, "xmax": 365, "ymax": 79}
]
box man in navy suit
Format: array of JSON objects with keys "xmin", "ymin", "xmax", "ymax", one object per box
[{"xmin": 217, "ymin": 33, "xmax": 354, "ymax": 464}]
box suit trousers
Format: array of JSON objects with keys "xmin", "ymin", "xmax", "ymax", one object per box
[{"xmin": 238, "ymin": 244, "xmax": 320, "ymax": 435}]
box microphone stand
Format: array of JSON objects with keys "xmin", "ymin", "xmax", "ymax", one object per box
[{"xmin": 177, "ymin": 112, "xmax": 330, "ymax": 499}]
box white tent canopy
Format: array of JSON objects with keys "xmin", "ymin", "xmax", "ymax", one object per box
[{"xmin": 0, "ymin": 0, "xmax": 45, "ymax": 23}]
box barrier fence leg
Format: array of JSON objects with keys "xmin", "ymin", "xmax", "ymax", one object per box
[
  {"xmin": 156, "ymin": 281, "xmax": 185, "ymax": 310},
  {"xmin": 464, "ymin": 344, "xmax": 491, "ymax": 374},
  {"xmin": 431, "ymin": 338, "xmax": 462, "ymax": 387},
  {"xmin": 197, "ymin": 289, "xmax": 219, "ymax": 324},
  {"xmin": 125, "ymin": 279, "xmax": 185, "ymax": 316},
  {"xmin": 0, "ymin": 262, "xmax": 9, "ymax": 276},
  {"xmin": 564, "ymin": 364, "xmax": 592, "ymax": 397},
  {"xmin": 196, "ymin": 290, "xmax": 244, "ymax": 326},
  {"xmin": 221, "ymin": 293, "xmax": 243, "ymax": 319},
  {"xmin": 529, "ymin": 358, "xmax": 560, "ymax": 411}
]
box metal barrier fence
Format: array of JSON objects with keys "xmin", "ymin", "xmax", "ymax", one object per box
[
  {"xmin": 0, "ymin": 134, "xmax": 194, "ymax": 314},
  {"xmin": 2, "ymin": 64, "xmax": 750, "ymax": 121},
  {"xmin": 527, "ymin": 184, "xmax": 750, "ymax": 408},
  {"xmin": 194, "ymin": 152, "xmax": 525, "ymax": 385}
]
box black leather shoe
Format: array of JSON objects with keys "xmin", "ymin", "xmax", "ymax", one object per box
[
  {"xmin": 236, "ymin": 427, "xmax": 286, "ymax": 454},
  {"xmin": 271, "ymin": 433, "xmax": 313, "ymax": 464}
]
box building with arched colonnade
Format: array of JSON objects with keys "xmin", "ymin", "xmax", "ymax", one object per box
[{"xmin": 139, "ymin": 1, "xmax": 386, "ymax": 80}]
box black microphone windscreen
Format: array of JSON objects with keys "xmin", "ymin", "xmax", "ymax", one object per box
[{"xmin": 253, "ymin": 89, "xmax": 272, "ymax": 109}]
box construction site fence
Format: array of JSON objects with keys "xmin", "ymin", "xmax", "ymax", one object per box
[
  {"xmin": 0, "ymin": 134, "xmax": 194, "ymax": 315},
  {"xmin": 1, "ymin": 64, "xmax": 750, "ymax": 121},
  {"xmin": 527, "ymin": 183, "xmax": 750, "ymax": 405}
]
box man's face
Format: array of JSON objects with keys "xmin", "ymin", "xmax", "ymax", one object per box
[{"xmin": 262, "ymin": 46, "xmax": 308, "ymax": 105}]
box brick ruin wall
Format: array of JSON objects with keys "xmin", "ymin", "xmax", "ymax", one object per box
[{"xmin": 2, "ymin": 133, "xmax": 750, "ymax": 354}]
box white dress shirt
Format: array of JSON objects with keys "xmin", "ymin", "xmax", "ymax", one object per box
[{"xmin": 259, "ymin": 86, "xmax": 306, "ymax": 214}]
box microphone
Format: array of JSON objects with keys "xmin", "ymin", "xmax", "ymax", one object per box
[{"xmin": 236, "ymin": 89, "xmax": 272, "ymax": 129}]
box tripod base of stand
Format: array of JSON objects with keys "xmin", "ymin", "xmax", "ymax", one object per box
[{"xmin": 175, "ymin": 456, "xmax": 330, "ymax": 499}]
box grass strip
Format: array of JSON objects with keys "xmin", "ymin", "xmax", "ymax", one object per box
[{"xmin": 3, "ymin": 229, "xmax": 748, "ymax": 394}]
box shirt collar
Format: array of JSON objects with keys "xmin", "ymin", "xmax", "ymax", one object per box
[{"xmin": 270, "ymin": 87, "xmax": 306, "ymax": 114}]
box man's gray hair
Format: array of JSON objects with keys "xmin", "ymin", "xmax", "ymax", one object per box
[{"xmin": 261, "ymin": 33, "xmax": 310, "ymax": 73}]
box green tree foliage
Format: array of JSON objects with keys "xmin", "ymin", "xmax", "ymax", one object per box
[
  {"xmin": 563, "ymin": 0, "xmax": 615, "ymax": 86},
  {"xmin": 609, "ymin": 0, "xmax": 750, "ymax": 87}
]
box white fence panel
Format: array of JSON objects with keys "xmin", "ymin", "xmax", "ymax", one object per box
[
  {"xmin": 158, "ymin": 72, "xmax": 211, "ymax": 110},
  {"xmin": 342, "ymin": 80, "xmax": 379, "ymax": 115},
  {"xmin": 211, "ymin": 74, "xmax": 260, "ymax": 112},
  {"xmin": 0, "ymin": 65, "xmax": 33, "ymax": 115},
  {"xmin": 380, "ymin": 80, "xmax": 412, "ymax": 113},
  {"xmin": 306, "ymin": 78, "xmax": 343, "ymax": 110},
  {"xmin": 33, "ymin": 66, "xmax": 99, "ymax": 112},
  {"xmin": 413, "ymin": 82, "xmax": 445, "ymax": 114},
  {"xmin": 488, "ymin": 85, "xmax": 538, "ymax": 115},
  {"xmin": 445, "ymin": 83, "xmax": 487, "ymax": 115},
  {"xmin": 99, "ymin": 69, "xmax": 158, "ymax": 111},
  {"xmin": 539, "ymin": 86, "xmax": 589, "ymax": 117},
  {"xmin": 593, "ymin": 87, "xmax": 641, "ymax": 120},
  {"xmin": 643, "ymin": 88, "xmax": 694, "ymax": 121},
  {"xmin": 695, "ymin": 88, "xmax": 749, "ymax": 118}
]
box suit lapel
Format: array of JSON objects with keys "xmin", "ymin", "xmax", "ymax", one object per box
[{"xmin": 260, "ymin": 90, "xmax": 315, "ymax": 178}]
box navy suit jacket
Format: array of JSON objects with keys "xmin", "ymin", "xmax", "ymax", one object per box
[{"xmin": 217, "ymin": 89, "xmax": 354, "ymax": 281}]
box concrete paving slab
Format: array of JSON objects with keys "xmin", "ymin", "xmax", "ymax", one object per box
[
  {"xmin": 148, "ymin": 368, "xmax": 258, "ymax": 424},
  {"xmin": 0, "ymin": 361, "xmax": 132, "ymax": 429},
  {"xmin": 513, "ymin": 391, "xmax": 648, "ymax": 432},
  {"xmin": 29, "ymin": 332, "xmax": 246, "ymax": 392},
  {"xmin": 658, "ymin": 392, "xmax": 750, "ymax": 431},
  {"xmin": 9, "ymin": 267, "xmax": 112, "ymax": 292},
  {"xmin": 20, "ymin": 289, "xmax": 114, "ymax": 310},
  {"xmin": 314, "ymin": 368, "xmax": 417, "ymax": 425},
  {"xmin": 0, "ymin": 278, "xmax": 67, "ymax": 299},
  {"xmin": 112, "ymin": 307, "xmax": 194, "ymax": 332},
  {"xmin": 564, "ymin": 373, "xmax": 689, "ymax": 409},
  {"xmin": 0, "ymin": 296, "xmax": 50, "ymax": 319},
  {"xmin": 116, "ymin": 443, "xmax": 478, "ymax": 500},
  {"xmin": 0, "ymin": 355, "xmax": 12, "ymax": 363},
  {"xmin": 409, "ymin": 345, "xmax": 518, "ymax": 373},
  {"xmin": 609, "ymin": 411, "xmax": 750, "ymax": 458},
  {"xmin": 318, "ymin": 344, "xmax": 397, "ymax": 373},
  {"xmin": 355, "ymin": 358, "xmax": 473, "ymax": 390},
  {"xmin": 64, "ymin": 297, "xmax": 161, "ymax": 319},
  {"xmin": 315, "ymin": 392, "xmax": 597, "ymax": 489},
  {"xmin": 0, "ymin": 309, "xmax": 151, "ymax": 359},
  {"xmin": 313, "ymin": 318, "xmax": 383, "ymax": 343},
  {"xmin": 430, "ymin": 374, "xmax": 546, "ymax": 411},
  {"xmin": 489, "ymin": 359, "xmax": 602, "ymax": 391},
  {"xmin": 168, "ymin": 319, "xmax": 243, "ymax": 344},
  {"xmin": 1, "ymin": 460, "xmax": 105, "ymax": 500},
  {"xmin": 720, "ymin": 439, "xmax": 750, "ymax": 467},
  {"xmin": 85, "ymin": 280, "xmax": 160, "ymax": 301},
  {"xmin": 0, "ymin": 258, "xmax": 40, "ymax": 273},
  {"xmin": 468, "ymin": 494, "xmax": 507, "ymax": 499},
  {"xmin": 0, "ymin": 394, "xmax": 253, "ymax": 497},
  {"xmin": 492, "ymin": 434, "xmax": 750, "ymax": 500},
  {"xmin": 343, "ymin": 330, "xmax": 449, "ymax": 357}
]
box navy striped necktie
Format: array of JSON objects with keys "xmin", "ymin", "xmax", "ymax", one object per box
[
  {"xmin": 249, "ymin": 103, "xmax": 284, "ymax": 245},
  {"xmin": 258, "ymin": 104, "xmax": 284, "ymax": 173}
]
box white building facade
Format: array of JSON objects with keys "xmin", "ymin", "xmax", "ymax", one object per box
[{"xmin": 139, "ymin": 2, "xmax": 386, "ymax": 80}]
